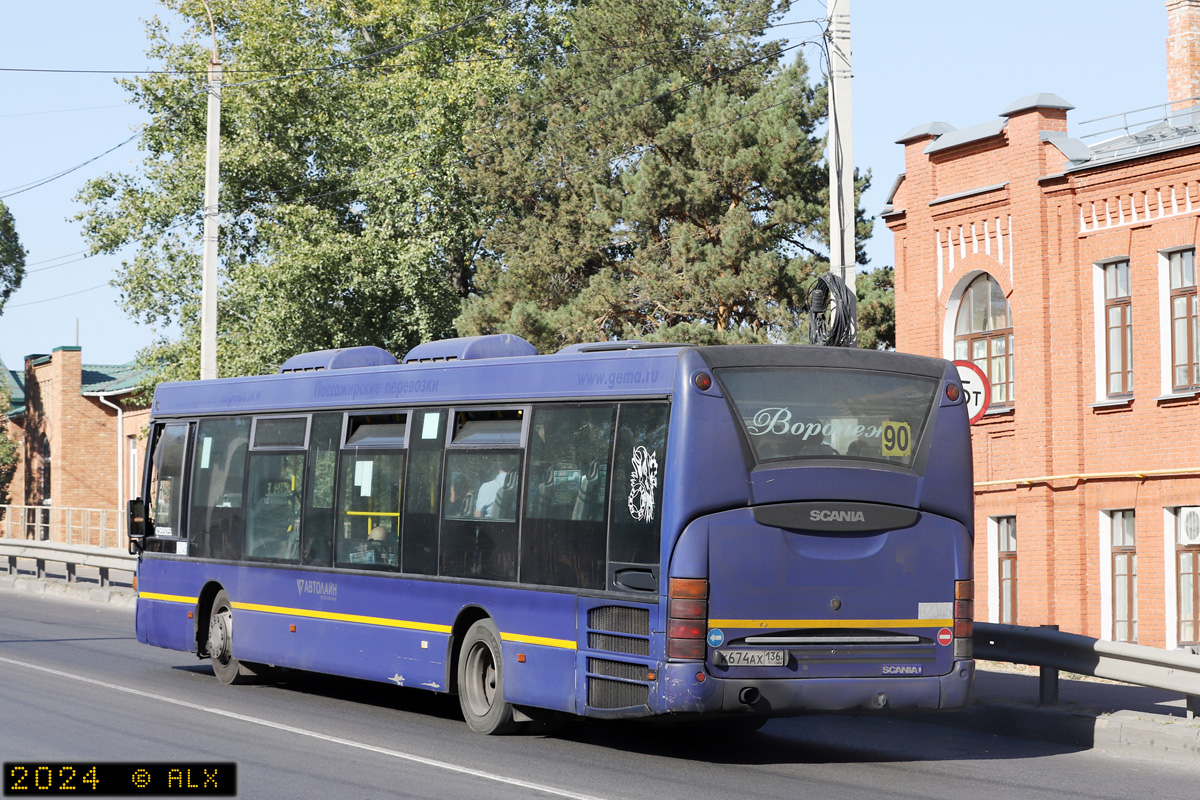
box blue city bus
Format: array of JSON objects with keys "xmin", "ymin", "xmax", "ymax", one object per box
[{"xmin": 129, "ymin": 335, "xmax": 975, "ymax": 734}]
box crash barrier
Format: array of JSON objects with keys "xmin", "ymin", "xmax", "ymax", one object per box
[
  {"xmin": 0, "ymin": 539, "xmax": 136, "ymax": 587},
  {"xmin": 0, "ymin": 504, "xmax": 124, "ymax": 549},
  {"xmin": 976, "ymin": 621, "xmax": 1200, "ymax": 718}
]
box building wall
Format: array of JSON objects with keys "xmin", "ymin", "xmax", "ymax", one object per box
[
  {"xmin": 1, "ymin": 347, "xmax": 150, "ymax": 544},
  {"xmin": 887, "ymin": 102, "xmax": 1200, "ymax": 649}
]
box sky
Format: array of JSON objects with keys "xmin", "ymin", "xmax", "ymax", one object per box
[{"xmin": 0, "ymin": 1, "xmax": 1171, "ymax": 372}]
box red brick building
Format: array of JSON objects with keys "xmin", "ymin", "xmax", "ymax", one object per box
[
  {"xmin": 885, "ymin": 0, "xmax": 1200, "ymax": 651},
  {"xmin": 0, "ymin": 347, "xmax": 149, "ymax": 545}
]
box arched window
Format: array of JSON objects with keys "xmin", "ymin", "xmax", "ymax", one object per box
[{"xmin": 954, "ymin": 273, "xmax": 1014, "ymax": 406}]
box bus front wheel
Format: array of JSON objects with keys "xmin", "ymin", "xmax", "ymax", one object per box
[
  {"xmin": 207, "ymin": 589, "xmax": 255, "ymax": 686},
  {"xmin": 457, "ymin": 619, "xmax": 518, "ymax": 735}
]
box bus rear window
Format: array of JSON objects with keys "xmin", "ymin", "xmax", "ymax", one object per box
[{"xmin": 716, "ymin": 367, "xmax": 940, "ymax": 468}]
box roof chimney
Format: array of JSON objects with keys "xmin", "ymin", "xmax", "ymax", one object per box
[{"xmin": 1168, "ymin": 0, "xmax": 1200, "ymax": 108}]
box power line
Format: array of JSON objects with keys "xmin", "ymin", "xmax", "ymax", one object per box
[
  {"xmin": 25, "ymin": 254, "xmax": 92, "ymax": 274},
  {"xmin": 0, "ymin": 91, "xmax": 206, "ymax": 199},
  {"xmin": 0, "ymin": 18, "xmax": 818, "ymax": 82},
  {"xmin": 21, "ymin": 250, "xmax": 88, "ymax": 267},
  {"xmin": 5, "ymin": 283, "xmax": 110, "ymax": 308},
  {"xmin": 0, "ymin": 1, "xmax": 527, "ymax": 201}
]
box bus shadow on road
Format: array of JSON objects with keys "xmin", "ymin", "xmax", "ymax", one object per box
[
  {"xmin": 171, "ymin": 663, "xmax": 467, "ymax": 724},
  {"xmin": 541, "ymin": 713, "xmax": 1092, "ymax": 764},
  {"xmin": 170, "ymin": 663, "xmax": 1092, "ymax": 763}
]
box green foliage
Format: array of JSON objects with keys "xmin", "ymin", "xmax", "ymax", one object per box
[
  {"xmin": 0, "ymin": 200, "xmax": 27, "ymax": 315},
  {"xmin": 456, "ymin": 0, "xmax": 873, "ymax": 352},
  {"xmin": 76, "ymin": 0, "xmax": 563, "ymax": 384},
  {"xmin": 856, "ymin": 265, "xmax": 894, "ymax": 350}
]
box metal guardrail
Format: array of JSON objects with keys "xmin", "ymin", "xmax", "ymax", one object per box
[
  {"xmin": 0, "ymin": 504, "xmax": 124, "ymax": 549},
  {"xmin": 0, "ymin": 539, "xmax": 136, "ymax": 587},
  {"xmin": 976, "ymin": 621, "xmax": 1200, "ymax": 717}
]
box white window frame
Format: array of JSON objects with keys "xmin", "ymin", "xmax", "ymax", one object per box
[
  {"xmin": 987, "ymin": 515, "xmax": 1000, "ymax": 624},
  {"xmin": 1094, "ymin": 258, "xmax": 1133, "ymax": 401},
  {"xmin": 1159, "ymin": 247, "xmax": 1199, "ymax": 395},
  {"xmin": 1099, "ymin": 510, "xmax": 1114, "ymax": 641},
  {"xmin": 1165, "ymin": 507, "xmax": 1179, "ymax": 651},
  {"xmin": 942, "ymin": 269, "xmax": 990, "ymax": 362}
]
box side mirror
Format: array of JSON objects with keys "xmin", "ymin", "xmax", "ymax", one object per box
[{"xmin": 128, "ymin": 498, "xmax": 148, "ymax": 554}]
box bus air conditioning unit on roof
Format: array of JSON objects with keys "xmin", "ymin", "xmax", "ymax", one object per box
[
  {"xmin": 278, "ymin": 346, "xmax": 398, "ymax": 373},
  {"xmin": 1179, "ymin": 507, "xmax": 1200, "ymax": 545},
  {"xmin": 401, "ymin": 334, "xmax": 537, "ymax": 364}
]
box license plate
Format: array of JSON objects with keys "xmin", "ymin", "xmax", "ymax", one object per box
[{"xmin": 715, "ymin": 650, "xmax": 786, "ymax": 667}]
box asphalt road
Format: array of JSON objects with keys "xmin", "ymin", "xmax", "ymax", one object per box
[{"xmin": 1, "ymin": 591, "xmax": 1194, "ymax": 800}]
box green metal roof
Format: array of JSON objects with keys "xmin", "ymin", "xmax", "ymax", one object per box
[{"xmin": 80, "ymin": 361, "xmax": 146, "ymax": 394}]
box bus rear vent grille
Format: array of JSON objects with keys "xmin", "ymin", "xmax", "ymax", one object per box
[
  {"xmin": 588, "ymin": 658, "xmax": 647, "ymax": 681},
  {"xmin": 588, "ymin": 633, "xmax": 650, "ymax": 656},
  {"xmin": 588, "ymin": 677, "xmax": 649, "ymax": 709},
  {"xmin": 588, "ymin": 606, "xmax": 650, "ymax": 636}
]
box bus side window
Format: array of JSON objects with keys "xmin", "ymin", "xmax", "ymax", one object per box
[
  {"xmin": 150, "ymin": 422, "xmax": 190, "ymax": 541},
  {"xmin": 336, "ymin": 450, "xmax": 404, "ymax": 569},
  {"xmin": 302, "ymin": 413, "xmax": 341, "ymax": 566},
  {"xmin": 521, "ymin": 405, "xmax": 614, "ymax": 590},
  {"xmin": 189, "ymin": 417, "xmax": 249, "ymax": 560},
  {"xmin": 440, "ymin": 449, "xmax": 521, "ymax": 581},
  {"xmin": 246, "ymin": 452, "xmax": 305, "ymax": 561},
  {"xmin": 608, "ymin": 403, "xmax": 669, "ymax": 568},
  {"xmin": 401, "ymin": 409, "xmax": 445, "ymax": 575}
]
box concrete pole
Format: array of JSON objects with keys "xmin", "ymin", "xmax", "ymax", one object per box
[
  {"xmin": 826, "ymin": 0, "xmax": 856, "ymax": 292},
  {"xmin": 199, "ymin": 14, "xmax": 221, "ymax": 380}
]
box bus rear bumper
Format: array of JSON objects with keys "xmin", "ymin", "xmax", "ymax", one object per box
[{"xmin": 657, "ymin": 659, "xmax": 975, "ymax": 716}]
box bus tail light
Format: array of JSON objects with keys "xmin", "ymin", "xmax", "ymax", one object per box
[
  {"xmin": 954, "ymin": 580, "xmax": 974, "ymax": 659},
  {"xmin": 668, "ymin": 578, "xmax": 708, "ymax": 661}
]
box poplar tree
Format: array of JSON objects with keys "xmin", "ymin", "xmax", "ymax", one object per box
[{"xmin": 76, "ymin": 0, "xmax": 562, "ymax": 381}]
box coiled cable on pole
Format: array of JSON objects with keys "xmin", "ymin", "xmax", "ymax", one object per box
[{"xmin": 808, "ymin": 272, "xmax": 858, "ymax": 347}]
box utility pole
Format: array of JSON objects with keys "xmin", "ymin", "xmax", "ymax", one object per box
[
  {"xmin": 199, "ymin": 0, "xmax": 221, "ymax": 380},
  {"xmin": 826, "ymin": 0, "xmax": 856, "ymax": 293}
]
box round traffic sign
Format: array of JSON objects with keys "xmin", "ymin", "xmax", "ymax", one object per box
[
  {"xmin": 953, "ymin": 360, "xmax": 991, "ymax": 424},
  {"xmin": 937, "ymin": 628, "xmax": 953, "ymax": 646}
]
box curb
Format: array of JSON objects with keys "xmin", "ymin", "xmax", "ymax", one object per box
[
  {"xmin": 0, "ymin": 573, "xmax": 137, "ymax": 609},
  {"xmin": 917, "ymin": 702, "xmax": 1200, "ymax": 766}
]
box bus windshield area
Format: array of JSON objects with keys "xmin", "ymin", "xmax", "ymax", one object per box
[{"xmin": 716, "ymin": 366, "xmax": 940, "ymax": 468}]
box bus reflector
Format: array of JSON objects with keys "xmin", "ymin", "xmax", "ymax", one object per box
[
  {"xmin": 668, "ymin": 577, "xmax": 709, "ymax": 660},
  {"xmin": 953, "ymin": 579, "xmax": 974, "ymax": 659},
  {"xmin": 670, "ymin": 578, "xmax": 708, "ymax": 599}
]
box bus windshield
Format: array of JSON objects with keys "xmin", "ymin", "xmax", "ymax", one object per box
[{"xmin": 716, "ymin": 366, "xmax": 940, "ymax": 468}]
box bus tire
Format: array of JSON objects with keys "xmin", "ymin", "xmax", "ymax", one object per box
[
  {"xmin": 457, "ymin": 619, "xmax": 518, "ymax": 735},
  {"xmin": 207, "ymin": 589, "xmax": 254, "ymax": 686}
]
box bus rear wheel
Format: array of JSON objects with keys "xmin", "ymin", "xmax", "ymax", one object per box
[
  {"xmin": 207, "ymin": 589, "xmax": 256, "ymax": 686},
  {"xmin": 457, "ymin": 619, "xmax": 518, "ymax": 735}
]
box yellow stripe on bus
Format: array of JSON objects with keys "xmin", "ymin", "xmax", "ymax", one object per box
[
  {"xmin": 231, "ymin": 601, "xmax": 452, "ymax": 633},
  {"xmin": 706, "ymin": 618, "xmax": 953, "ymax": 629},
  {"xmin": 139, "ymin": 592, "xmax": 198, "ymax": 605},
  {"xmin": 141, "ymin": 595, "xmax": 576, "ymax": 650},
  {"xmin": 500, "ymin": 632, "xmax": 577, "ymax": 650}
]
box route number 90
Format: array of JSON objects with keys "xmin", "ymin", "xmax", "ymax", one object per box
[{"xmin": 881, "ymin": 421, "xmax": 911, "ymax": 457}]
